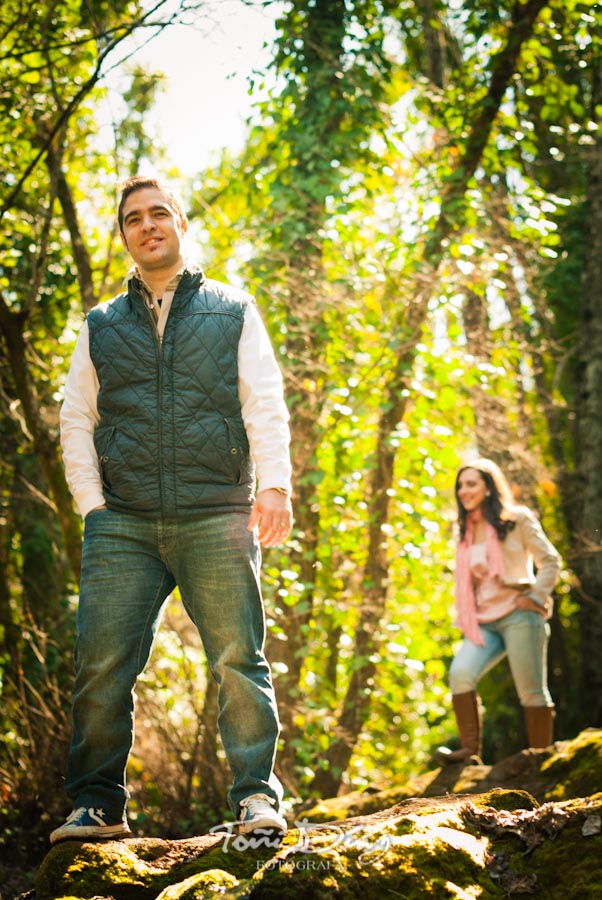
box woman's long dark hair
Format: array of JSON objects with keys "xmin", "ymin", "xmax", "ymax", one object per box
[{"xmin": 455, "ymin": 459, "xmax": 517, "ymax": 542}]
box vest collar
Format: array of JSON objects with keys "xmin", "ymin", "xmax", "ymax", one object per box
[{"xmin": 127, "ymin": 263, "xmax": 206, "ymax": 301}]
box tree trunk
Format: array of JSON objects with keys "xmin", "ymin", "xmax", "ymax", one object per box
[
  {"xmin": 270, "ymin": 477, "xmax": 320, "ymax": 794},
  {"xmin": 462, "ymin": 288, "xmax": 538, "ymax": 508},
  {"xmin": 575, "ymin": 137, "xmax": 602, "ymax": 725},
  {"xmin": 265, "ymin": 0, "xmax": 349, "ymax": 789},
  {"xmin": 311, "ymin": 288, "xmax": 430, "ymax": 796},
  {"xmin": 47, "ymin": 143, "xmax": 97, "ymax": 313},
  {"xmin": 0, "ymin": 294, "xmax": 82, "ymax": 578},
  {"xmin": 197, "ymin": 669, "xmax": 230, "ymax": 810},
  {"xmin": 416, "ymin": 0, "xmax": 448, "ymax": 89},
  {"xmin": 0, "ymin": 452, "xmax": 20, "ymax": 662}
]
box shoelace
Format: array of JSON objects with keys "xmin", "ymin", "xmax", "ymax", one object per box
[{"xmin": 240, "ymin": 794, "xmax": 274, "ymax": 816}]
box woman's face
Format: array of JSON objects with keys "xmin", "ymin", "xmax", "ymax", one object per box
[{"xmin": 457, "ymin": 468, "xmax": 488, "ymax": 513}]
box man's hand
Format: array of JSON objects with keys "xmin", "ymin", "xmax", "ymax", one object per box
[{"xmin": 248, "ymin": 489, "xmax": 293, "ymax": 548}]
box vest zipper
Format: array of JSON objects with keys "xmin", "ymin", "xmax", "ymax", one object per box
[
  {"xmin": 144, "ymin": 303, "xmax": 166, "ymax": 514},
  {"xmin": 144, "ymin": 303, "xmax": 163, "ymax": 348}
]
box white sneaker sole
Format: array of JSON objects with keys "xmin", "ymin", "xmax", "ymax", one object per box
[
  {"xmin": 50, "ymin": 823, "xmax": 132, "ymax": 845},
  {"xmin": 238, "ymin": 815, "xmax": 287, "ymax": 834}
]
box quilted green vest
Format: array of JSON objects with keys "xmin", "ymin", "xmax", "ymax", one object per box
[{"xmin": 87, "ymin": 269, "xmax": 255, "ymax": 517}]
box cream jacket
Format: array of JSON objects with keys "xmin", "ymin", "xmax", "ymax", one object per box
[{"xmin": 501, "ymin": 507, "xmax": 562, "ymax": 616}]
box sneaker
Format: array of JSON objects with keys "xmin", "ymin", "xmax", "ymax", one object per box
[
  {"xmin": 50, "ymin": 806, "xmax": 132, "ymax": 845},
  {"xmin": 238, "ymin": 793, "xmax": 287, "ymax": 834}
]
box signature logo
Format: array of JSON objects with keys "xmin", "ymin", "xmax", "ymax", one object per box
[{"xmin": 209, "ymin": 816, "xmax": 392, "ymax": 866}]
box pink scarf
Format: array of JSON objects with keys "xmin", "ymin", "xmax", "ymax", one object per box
[{"xmin": 455, "ymin": 512, "xmax": 505, "ymax": 647}]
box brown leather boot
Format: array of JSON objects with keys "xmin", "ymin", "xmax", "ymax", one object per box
[
  {"xmin": 524, "ymin": 704, "xmax": 555, "ymax": 749},
  {"xmin": 435, "ymin": 691, "xmax": 483, "ymax": 765}
]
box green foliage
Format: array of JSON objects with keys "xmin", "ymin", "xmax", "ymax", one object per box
[{"xmin": 193, "ymin": 0, "xmax": 589, "ymax": 799}]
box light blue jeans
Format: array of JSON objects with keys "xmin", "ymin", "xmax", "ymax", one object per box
[
  {"xmin": 449, "ymin": 608, "xmax": 553, "ymax": 707},
  {"xmin": 64, "ymin": 507, "xmax": 282, "ymax": 820}
]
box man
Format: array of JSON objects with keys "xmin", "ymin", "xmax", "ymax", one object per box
[{"xmin": 51, "ymin": 175, "xmax": 293, "ymax": 844}]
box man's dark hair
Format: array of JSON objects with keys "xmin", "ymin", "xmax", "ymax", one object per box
[{"xmin": 117, "ymin": 175, "xmax": 187, "ymax": 232}]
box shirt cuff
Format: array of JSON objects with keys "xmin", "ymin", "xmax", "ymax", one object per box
[
  {"xmin": 75, "ymin": 488, "xmax": 107, "ymax": 520},
  {"xmin": 257, "ymin": 478, "xmax": 292, "ymax": 497}
]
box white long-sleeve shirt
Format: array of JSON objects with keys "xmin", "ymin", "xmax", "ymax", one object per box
[{"xmin": 60, "ymin": 302, "xmax": 292, "ymax": 518}]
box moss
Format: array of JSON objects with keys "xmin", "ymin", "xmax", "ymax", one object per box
[
  {"xmin": 299, "ymin": 731, "xmax": 602, "ymax": 827},
  {"xmin": 465, "ymin": 788, "xmax": 538, "ymax": 813},
  {"xmin": 231, "ymin": 836, "xmax": 498, "ymax": 900},
  {"xmin": 542, "ymin": 729, "xmax": 602, "ymax": 801},
  {"xmin": 531, "ymin": 827, "xmax": 602, "ymax": 899},
  {"xmin": 129, "ymin": 839, "xmax": 174, "ymax": 862},
  {"xmin": 463, "ymin": 792, "xmax": 602, "ymax": 899},
  {"xmin": 35, "ymin": 838, "xmax": 260, "ymax": 900},
  {"xmin": 154, "ymin": 869, "xmax": 241, "ymax": 900},
  {"xmin": 299, "ymin": 776, "xmax": 432, "ymax": 823},
  {"xmin": 236, "ymin": 794, "xmax": 505, "ymax": 900},
  {"xmin": 35, "ymin": 841, "xmax": 162, "ymax": 900},
  {"xmin": 506, "ymin": 821, "xmax": 602, "ymax": 899}
]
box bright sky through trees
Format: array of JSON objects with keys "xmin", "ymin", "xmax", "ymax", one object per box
[{"xmin": 104, "ymin": 0, "xmax": 282, "ymax": 173}]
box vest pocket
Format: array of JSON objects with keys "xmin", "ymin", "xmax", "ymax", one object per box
[
  {"xmin": 95, "ymin": 425, "xmax": 116, "ymax": 489},
  {"xmin": 223, "ymin": 417, "xmax": 249, "ymax": 483}
]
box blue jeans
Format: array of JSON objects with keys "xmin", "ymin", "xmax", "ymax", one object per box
[
  {"xmin": 65, "ymin": 508, "xmax": 282, "ymax": 820},
  {"xmin": 449, "ymin": 608, "xmax": 553, "ymax": 707}
]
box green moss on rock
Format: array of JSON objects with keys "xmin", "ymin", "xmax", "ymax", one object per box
[
  {"xmin": 464, "ymin": 787, "xmax": 537, "ymax": 813},
  {"xmin": 34, "ymin": 731, "xmax": 602, "ymax": 900},
  {"xmin": 35, "ymin": 840, "xmax": 164, "ymax": 900},
  {"xmin": 541, "ymin": 729, "xmax": 602, "ymax": 801},
  {"xmin": 154, "ymin": 869, "xmax": 241, "ymax": 899},
  {"xmin": 35, "ymin": 836, "xmax": 261, "ymax": 900}
]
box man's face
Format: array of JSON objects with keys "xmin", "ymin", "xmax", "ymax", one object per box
[{"xmin": 120, "ymin": 187, "xmax": 188, "ymax": 274}]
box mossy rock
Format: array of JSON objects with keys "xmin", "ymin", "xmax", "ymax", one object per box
[
  {"xmin": 34, "ymin": 831, "xmax": 272, "ymax": 900},
  {"xmin": 460, "ymin": 793, "xmax": 602, "ymax": 897},
  {"xmin": 34, "ymin": 730, "xmax": 602, "ymax": 899},
  {"xmin": 154, "ymin": 868, "xmax": 241, "ymax": 899},
  {"xmin": 540, "ymin": 728, "xmax": 602, "ymax": 801},
  {"xmin": 33, "ymin": 791, "xmax": 503, "ymax": 899},
  {"xmin": 299, "ymin": 727, "xmax": 602, "ymax": 824},
  {"xmin": 35, "ymin": 788, "xmax": 597, "ymax": 900}
]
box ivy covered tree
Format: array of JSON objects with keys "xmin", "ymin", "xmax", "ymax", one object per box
[{"xmin": 195, "ymin": 0, "xmax": 599, "ymax": 796}]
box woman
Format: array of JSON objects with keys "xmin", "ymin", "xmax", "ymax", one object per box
[{"xmin": 436, "ymin": 458, "xmax": 561, "ymax": 765}]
